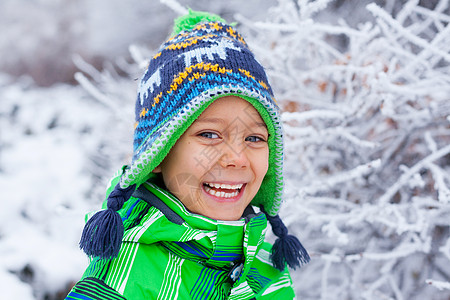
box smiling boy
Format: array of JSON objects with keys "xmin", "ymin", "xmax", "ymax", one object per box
[
  {"xmin": 154, "ymin": 96, "xmax": 269, "ymax": 221},
  {"xmin": 68, "ymin": 10, "xmax": 309, "ymax": 300}
]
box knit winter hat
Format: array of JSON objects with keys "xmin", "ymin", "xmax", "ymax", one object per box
[{"xmin": 80, "ymin": 10, "xmax": 309, "ymax": 270}]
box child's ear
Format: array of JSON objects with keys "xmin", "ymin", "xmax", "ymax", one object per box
[{"xmin": 152, "ymin": 165, "xmax": 162, "ymax": 173}]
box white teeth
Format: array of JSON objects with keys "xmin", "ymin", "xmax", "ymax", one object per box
[
  {"xmin": 203, "ymin": 183, "xmax": 241, "ymax": 198},
  {"xmin": 205, "ymin": 182, "xmax": 243, "ymax": 189}
]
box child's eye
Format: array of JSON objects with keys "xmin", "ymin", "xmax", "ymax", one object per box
[
  {"xmin": 245, "ymin": 136, "xmax": 266, "ymax": 143},
  {"xmin": 199, "ymin": 132, "xmax": 219, "ymax": 139}
]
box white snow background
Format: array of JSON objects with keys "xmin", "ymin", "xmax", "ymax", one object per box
[{"xmin": 1, "ymin": 0, "xmax": 449, "ymax": 299}]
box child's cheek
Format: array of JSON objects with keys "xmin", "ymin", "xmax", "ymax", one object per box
[
  {"xmin": 192, "ymin": 147, "xmax": 221, "ymax": 172},
  {"xmin": 166, "ymin": 172, "xmax": 201, "ymax": 203}
]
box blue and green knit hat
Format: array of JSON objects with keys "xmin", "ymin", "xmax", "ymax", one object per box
[{"xmin": 80, "ymin": 10, "xmax": 309, "ymax": 270}]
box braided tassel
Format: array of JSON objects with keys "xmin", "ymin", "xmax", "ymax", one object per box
[
  {"xmin": 262, "ymin": 207, "xmax": 310, "ymax": 271},
  {"xmin": 79, "ymin": 183, "xmax": 136, "ymax": 259}
]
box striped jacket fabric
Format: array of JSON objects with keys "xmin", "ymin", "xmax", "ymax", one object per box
[{"xmin": 66, "ymin": 173, "xmax": 296, "ymax": 299}]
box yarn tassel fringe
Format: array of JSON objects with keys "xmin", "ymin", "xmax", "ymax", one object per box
[
  {"xmin": 79, "ymin": 183, "xmax": 136, "ymax": 259},
  {"xmin": 262, "ymin": 206, "xmax": 311, "ymax": 271}
]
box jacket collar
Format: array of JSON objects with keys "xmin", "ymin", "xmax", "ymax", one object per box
[{"xmin": 121, "ymin": 181, "xmax": 268, "ymax": 272}]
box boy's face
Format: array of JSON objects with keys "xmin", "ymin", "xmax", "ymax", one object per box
[{"xmin": 153, "ymin": 96, "xmax": 269, "ymax": 221}]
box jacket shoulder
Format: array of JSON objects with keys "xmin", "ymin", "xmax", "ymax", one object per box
[{"xmin": 66, "ymin": 277, "xmax": 126, "ymax": 300}]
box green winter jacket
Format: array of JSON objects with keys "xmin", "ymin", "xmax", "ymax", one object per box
[{"xmin": 67, "ymin": 174, "xmax": 296, "ymax": 299}]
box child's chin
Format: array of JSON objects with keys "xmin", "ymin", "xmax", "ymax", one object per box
[{"xmin": 205, "ymin": 208, "xmax": 245, "ymax": 221}]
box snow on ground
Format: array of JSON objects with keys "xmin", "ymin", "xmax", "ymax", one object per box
[{"xmin": 0, "ymin": 74, "xmax": 127, "ymax": 298}]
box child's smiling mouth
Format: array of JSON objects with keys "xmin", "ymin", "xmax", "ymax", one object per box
[{"xmin": 202, "ymin": 182, "xmax": 245, "ymax": 200}]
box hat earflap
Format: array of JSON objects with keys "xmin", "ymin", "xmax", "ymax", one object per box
[
  {"xmin": 261, "ymin": 206, "xmax": 311, "ymax": 271},
  {"xmin": 79, "ymin": 183, "xmax": 136, "ymax": 259}
]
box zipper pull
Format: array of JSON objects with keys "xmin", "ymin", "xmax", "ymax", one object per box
[{"xmin": 228, "ymin": 261, "xmax": 244, "ymax": 282}]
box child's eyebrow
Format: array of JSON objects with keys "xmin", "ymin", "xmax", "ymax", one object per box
[
  {"xmin": 195, "ymin": 117, "xmax": 226, "ymax": 124},
  {"xmin": 253, "ymin": 122, "xmax": 268, "ymax": 128},
  {"xmin": 248, "ymin": 122, "xmax": 268, "ymax": 131}
]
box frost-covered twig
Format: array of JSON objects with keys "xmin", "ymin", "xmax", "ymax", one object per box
[
  {"xmin": 298, "ymin": 0, "xmax": 334, "ymax": 20},
  {"xmin": 281, "ymin": 110, "xmax": 345, "ymax": 123},
  {"xmin": 440, "ymin": 239, "xmax": 450, "ymax": 261},
  {"xmin": 300, "ymin": 159, "xmax": 381, "ymax": 194},
  {"xmin": 128, "ymin": 45, "xmax": 150, "ymax": 70},
  {"xmin": 159, "ymin": 0, "xmax": 188, "ymax": 15},
  {"xmin": 251, "ymin": 20, "xmax": 366, "ymax": 38},
  {"xmin": 74, "ymin": 72, "xmax": 129, "ymax": 122},
  {"xmin": 72, "ymin": 54, "xmax": 103, "ymax": 82},
  {"xmin": 428, "ymin": 163, "xmax": 450, "ymax": 203},
  {"xmin": 367, "ymin": 3, "xmax": 450, "ymax": 63},
  {"xmin": 378, "ymin": 144, "xmax": 450, "ymax": 204},
  {"xmin": 426, "ymin": 279, "xmax": 450, "ymax": 291}
]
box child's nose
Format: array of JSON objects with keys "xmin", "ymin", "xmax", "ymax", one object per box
[{"xmin": 218, "ymin": 143, "xmax": 249, "ymax": 169}]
